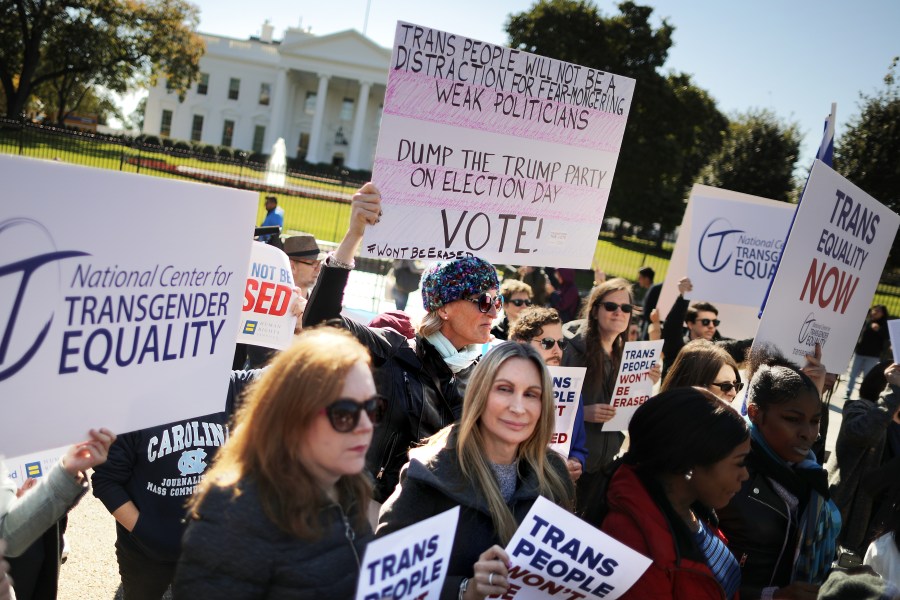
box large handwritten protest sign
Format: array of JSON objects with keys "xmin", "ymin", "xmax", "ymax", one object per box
[
  {"xmin": 499, "ymin": 497, "xmax": 651, "ymax": 599},
  {"xmin": 657, "ymin": 185, "xmax": 794, "ymax": 340},
  {"xmin": 603, "ymin": 340, "xmax": 663, "ymax": 432},
  {"xmin": 363, "ymin": 22, "xmax": 635, "ymax": 268},
  {"xmin": 753, "ymin": 161, "xmax": 899, "ymax": 371},
  {"xmin": 236, "ymin": 242, "xmax": 296, "ymax": 349},
  {"xmin": 0, "ymin": 155, "xmax": 256, "ymax": 457},
  {"xmin": 356, "ymin": 507, "xmax": 459, "ymax": 600},
  {"xmin": 548, "ymin": 366, "xmax": 585, "ymax": 458}
]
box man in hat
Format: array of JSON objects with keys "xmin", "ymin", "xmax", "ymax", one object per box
[{"xmin": 283, "ymin": 233, "xmax": 327, "ymax": 296}]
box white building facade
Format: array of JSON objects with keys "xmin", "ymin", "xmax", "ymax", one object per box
[{"xmin": 143, "ymin": 23, "xmax": 391, "ymax": 170}]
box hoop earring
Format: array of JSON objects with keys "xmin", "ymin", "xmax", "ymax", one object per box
[{"xmin": 684, "ymin": 470, "xmax": 693, "ymax": 481}]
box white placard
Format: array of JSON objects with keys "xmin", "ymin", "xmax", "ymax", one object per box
[
  {"xmin": 236, "ymin": 242, "xmax": 297, "ymax": 349},
  {"xmin": 363, "ymin": 22, "xmax": 635, "ymax": 268},
  {"xmin": 548, "ymin": 366, "xmax": 585, "ymax": 458},
  {"xmin": 657, "ymin": 185, "xmax": 795, "ymax": 340},
  {"xmin": 356, "ymin": 506, "xmax": 459, "ymax": 600},
  {"xmin": 687, "ymin": 194, "xmax": 794, "ymax": 306},
  {"xmin": 500, "ymin": 496, "xmax": 651, "ymax": 599},
  {"xmin": 753, "ymin": 160, "xmax": 900, "ymax": 371},
  {"xmin": 0, "ymin": 155, "xmax": 256, "ymax": 457},
  {"xmin": 888, "ymin": 320, "xmax": 900, "ymax": 364},
  {"xmin": 603, "ymin": 340, "xmax": 663, "ymax": 432},
  {"xmin": 2, "ymin": 446, "xmax": 67, "ymax": 488}
]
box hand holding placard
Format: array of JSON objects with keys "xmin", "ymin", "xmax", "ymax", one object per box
[{"xmin": 497, "ymin": 497, "xmax": 651, "ymax": 599}]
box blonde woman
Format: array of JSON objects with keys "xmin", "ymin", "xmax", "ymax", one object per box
[
  {"xmin": 174, "ymin": 328, "xmax": 383, "ymax": 598},
  {"xmin": 377, "ymin": 342, "xmax": 574, "ymax": 600}
]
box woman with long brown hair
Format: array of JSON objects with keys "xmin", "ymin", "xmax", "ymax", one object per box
[
  {"xmin": 377, "ymin": 342, "xmax": 574, "ymax": 600},
  {"xmin": 660, "ymin": 339, "xmax": 743, "ymax": 404},
  {"xmin": 174, "ymin": 328, "xmax": 384, "ymax": 597},
  {"xmin": 562, "ymin": 278, "xmax": 659, "ymax": 521}
]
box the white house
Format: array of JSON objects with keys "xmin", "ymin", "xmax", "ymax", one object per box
[{"xmin": 143, "ymin": 22, "xmax": 391, "ymax": 170}]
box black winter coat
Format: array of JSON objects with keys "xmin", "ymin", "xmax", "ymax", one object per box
[
  {"xmin": 376, "ymin": 428, "xmax": 574, "ymax": 600},
  {"xmin": 304, "ymin": 264, "xmax": 475, "ymax": 502},
  {"xmin": 174, "ymin": 478, "xmax": 372, "ymax": 598}
]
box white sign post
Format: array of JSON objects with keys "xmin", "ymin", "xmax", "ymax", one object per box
[
  {"xmin": 548, "ymin": 366, "xmax": 585, "ymax": 458},
  {"xmin": 356, "ymin": 507, "xmax": 459, "ymax": 600},
  {"xmin": 236, "ymin": 242, "xmax": 297, "ymax": 349},
  {"xmin": 657, "ymin": 185, "xmax": 795, "ymax": 340},
  {"xmin": 604, "ymin": 340, "xmax": 663, "ymax": 432},
  {"xmin": 501, "ymin": 496, "xmax": 651, "ymax": 600},
  {"xmin": 363, "ymin": 22, "xmax": 635, "ymax": 268},
  {"xmin": 753, "ymin": 161, "xmax": 900, "ymax": 370},
  {"xmin": 0, "ymin": 155, "xmax": 256, "ymax": 457}
]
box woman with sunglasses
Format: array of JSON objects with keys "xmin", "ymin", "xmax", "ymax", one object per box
[
  {"xmin": 561, "ymin": 278, "xmax": 660, "ymax": 522},
  {"xmin": 303, "ymin": 184, "xmax": 503, "ymax": 510},
  {"xmin": 174, "ymin": 328, "xmax": 383, "ymax": 597},
  {"xmin": 490, "ymin": 279, "xmax": 533, "ymax": 340},
  {"xmin": 377, "ymin": 342, "xmax": 574, "ymax": 600},
  {"xmin": 716, "ymin": 347, "xmax": 838, "ymax": 600},
  {"xmin": 661, "ymin": 339, "xmax": 744, "ymax": 403},
  {"xmin": 601, "ymin": 387, "xmax": 750, "ymax": 599}
]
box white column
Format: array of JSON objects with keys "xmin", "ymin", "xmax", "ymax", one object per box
[
  {"xmin": 305, "ymin": 74, "xmax": 330, "ymax": 164},
  {"xmin": 347, "ymin": 81, "xmax": 371, "ymax": 169},
  {"xmin": 264, "ymin": 68, "xmax": 289, "ymax": 151}
]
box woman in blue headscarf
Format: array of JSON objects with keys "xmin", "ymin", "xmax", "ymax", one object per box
[{"xmin": 717, "ymin": 348, "xmax": 840, "ymax": 600}]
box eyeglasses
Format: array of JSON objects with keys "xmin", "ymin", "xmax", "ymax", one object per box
[
  {"xmin": 697, "ymin": 318, "xmax": 720, "ymax": 327},
  {"xmin": 599, "ymin": 302, "xmax": 633, "ymax": 314},
  {"xmin": 321, "ymin": 395, "xmax": 386, "ymax": 433},
  {"xmin": 464, "ymin": 293, "xmax": 503, "ymax": 313},
  {"xmin": 534, "ymin": 337, "xmax": 567, "ymax": 350},
  {"xmin": 507, "ymin": 298, "xmax": 533, "ymax": 308},
  {"xmin": 293, "ymin": 259, "xmax": 322, "ymax": 267},
  {"xmin": 708, "ymin": 381, "xmax": 744, "ymax": 394}
]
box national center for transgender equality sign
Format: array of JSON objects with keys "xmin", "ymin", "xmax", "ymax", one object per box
[{"xmin": 362, "ymin": 22, "xmax": 635, "ymax": 269}]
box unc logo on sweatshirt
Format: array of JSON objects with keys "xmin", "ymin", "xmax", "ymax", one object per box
[{"xmin": 178, "ymin": 448, "xmax": 208, "ymax": 476}]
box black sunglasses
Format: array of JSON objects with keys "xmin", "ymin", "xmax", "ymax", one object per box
[
  {"xmin": 600, "ymin": 301, "xmax": 633, "ymax": 314},
  {"xmin": 709, "ymin": 381, "xmax": 744, "ymax": 394},
  {"xmin": 508, "ymin": 298, "xmax": 533, "ymax": 308},
  {"xmin": 322, "ymin": 395, "xmax": 386, "ymax": 433},
  {"xmin": 464, "ymin": 293, "xmax": 503, "ymax": 313},
  {"xmin": 697, "ymin": 318, "xmax": 721, "ymax": 327},
  {"xmin": 535, "ymin": 337, "xmax": 567, "ymax": 350}
]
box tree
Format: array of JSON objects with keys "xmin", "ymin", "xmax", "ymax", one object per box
[
  {"xmin": 0, "ymin": 0, "xmax": 204, "ymax": 120},
  {"xmin": 699, "ymin": 109, "xmax": 801, "ymax": 202},
  {"xmin": 835, "ymin": 58, "xmax": 900, "ymax": 265},
  {"xmin": 506, "ymin": 0, "xmax": 727, "ymax": 239}
]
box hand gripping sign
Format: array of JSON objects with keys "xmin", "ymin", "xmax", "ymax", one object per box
[
  {"xmin": 603, "ymin": 340, "xmax": 663, "ymax": 432},
  {"xmin": 356, "ymin": 506, "xmax": 459, "ymax": 600},
  {"xmin": 496, "ymin": 497, "xmax": 651, "ymax": 599}
]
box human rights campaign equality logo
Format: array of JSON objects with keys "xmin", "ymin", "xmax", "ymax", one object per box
[
  {"xmin": 697, "ymin": 218, "xmax": 745, "ymax": 273},
  {"xmin": 0, "ymin": 218, "xmax": 88, "ymax": 382}
]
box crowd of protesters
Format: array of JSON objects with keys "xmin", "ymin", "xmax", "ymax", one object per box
[{"xmin": 3, "ymin": 182, "xmax": 900, "ymax": 600}]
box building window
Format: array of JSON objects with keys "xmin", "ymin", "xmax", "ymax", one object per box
[
  {"xmin": 259, "ymin": 83, "xmax": 271, "ymax": 106},
  {"xmin": 191, "ymin": 115, "xmax": 204, "ymax": 142},
  {"xmin": 297, "ymin": 132, "xmax": 310, "ymax": 158},
  {"xmin": 228, "ymin": 78, "xmax": 240, "ymax": 100},
  {"xmin": 304, "ymin": 92, "xmax": 317, "ymax": 115},
  {"xmin": 340, "ymin": 98, "xmax": 354, "ymax": 121},
  {"xmin": 165, "ymin": 78, "xmax": 175, "ymax": 92},
  {"xmin": 160, "ymin": 110, "xmax": 173, "ymax": 137},
  {"xmin": 221, "ymin": 119, "xmax": 235, "ymax": 147},
  {"xmin": 375, "ymin": 104, "xmax": 383, "ymax": 129},
  {"xmin": 197, "ymin": 73, "xmax": 209, "ymax": 95},
  {"xmin": 252, "ymin": 125, "xmax": 266, "ymax": 153}
]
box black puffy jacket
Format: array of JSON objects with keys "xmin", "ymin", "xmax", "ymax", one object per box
[{"xmin": 304, "ymin": 264, "xmax": 475, "ymax": 502}]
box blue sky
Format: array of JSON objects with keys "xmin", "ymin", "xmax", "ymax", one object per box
[{"xmin": 169, "ymin": 0, "xmax": 899, "ymax": 171}]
